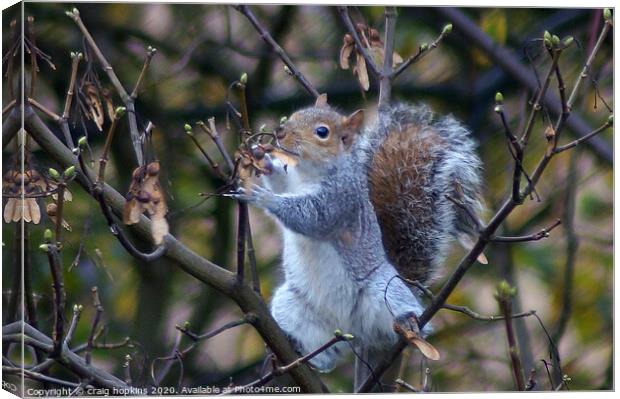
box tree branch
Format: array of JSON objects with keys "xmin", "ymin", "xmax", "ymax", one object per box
[
  {"xmin": 24, "ymin": 108, "xmax": 325, "ymax": 393},
  {"xmin": 234, "ymin": 5, "xmax": 320, "ymax": 98}
]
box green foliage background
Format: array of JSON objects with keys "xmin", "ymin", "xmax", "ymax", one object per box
[{"xmin": 2, "ymin": 3, "xmax": 613, "ymax": 392}]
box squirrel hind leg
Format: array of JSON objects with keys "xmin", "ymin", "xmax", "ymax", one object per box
[{"xmin": 270, "ymin": 283, "xmax": 344, "ymax": 372}]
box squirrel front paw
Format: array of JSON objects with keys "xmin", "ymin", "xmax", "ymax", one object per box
[{"xmin": 227, "ymin": 184, "xmax": 277, "ymax": 209}]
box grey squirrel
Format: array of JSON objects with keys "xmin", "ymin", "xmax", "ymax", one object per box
[{"xmin": 233, "ymin": 95, "xmax": 484, "ymax": 371}]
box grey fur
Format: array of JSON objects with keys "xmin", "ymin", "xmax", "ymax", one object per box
[{"xmin": 238, "ymin": 103, "xmax": 483, "ymax": 371}]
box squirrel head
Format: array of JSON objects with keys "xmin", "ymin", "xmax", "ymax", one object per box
[{"xmin": 276, "ymin": 94, "xmax": 364, "ymax": 164}]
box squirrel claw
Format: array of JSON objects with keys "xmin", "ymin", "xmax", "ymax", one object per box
[
  {"xmin": 226, "ymin": 184, "xmax": 276, "ymax": 208},
  {"xmin": 394, "ymin": 315, "xmax": 440, "ymax": 361}
]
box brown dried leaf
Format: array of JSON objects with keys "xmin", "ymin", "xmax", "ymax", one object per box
[
  {"xmin": 355, "ymin": 53, "xmax": 370, "ymax": 91},
  {"xmin": 84, "ymin": 82, "xmax": 104, "ymax": 131},
  {"xmin": 339, "ymin": 40, "xmax": 354, "ymax": 70},
  {"xmin": 101, "ymin": 88, "xmax": 115, "ymax": 122}
]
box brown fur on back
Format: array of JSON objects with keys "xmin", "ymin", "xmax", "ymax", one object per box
[{"xmin": 368, "ymin": 125, "xmax": 444, "ymax": 283}]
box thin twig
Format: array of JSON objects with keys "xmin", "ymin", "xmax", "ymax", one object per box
[
  {"xmin": 186, "ymin": 128, "xmax": 228, "ymax": 180},
  {"xmin": 492, "ymin": 219, "xmax": 561, "ymax": 242},
  {"xmin": 554, "ymin": 120, "xmax": 612, "ymax": 153},
  {"xmin": 27, "ymin": 16, "xmax": 38, "ymax": 98},
  {"xmin": 497, "ymin": 286, "xmax": 526, "ymax": 390},
  {"xmin": 226, "ymin": 333, "xmax": 348, "ymax": 393},
  {"xmin": 28, "ymin": 97, "xmax": 61, "ymax": 122},
  {"xmin": 44, "ymin": 243, "xmax": 66, "ymax": 357},
  {"xmin": 176, "ymin": 316, "xmax": 251, "ymax": 342},
  {"xmin": 85, "ymin": 286, "xmax": 103, "ymax": 365},
  {"xmin": 394, "ymin": 378, "xmax": 418, "ymax": 392},
  {"xmin": 234, "ymin": 5, "xmax": 320, "ymax": 98},
  {"xmin": 62, "ymin": 52, "xmax": 82, "ymax": 119},
  {"xmin": 519, "ymin": 48, "xmax": 562, "ymax": 147},
  {"xmin": 130, "ymin": 46, "xmax": 157, "ymax": 99},
  {"xmin": 378, "ymin": 7, "xmax": 397, "ymax": 109},
  {"xmin": 392, "ymin": 24, "xmax": 450, "ymax": 79},
  {"xmin": 410, "ymin": 280, "xmax": 536, "ymax": 322}
]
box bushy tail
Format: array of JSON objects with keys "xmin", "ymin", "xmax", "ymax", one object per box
[{"xmin": 365, "ymin": 103, "xmax": 483, "ymax": 284}]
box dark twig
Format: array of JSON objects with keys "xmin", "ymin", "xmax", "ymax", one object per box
[
  {"xmin": 394, "ymin": 378, "xmax": 418, "ymax": 392},
  {"xmin": 492, "ymin": 219, "xmax": 561, "ymax": 242},
  {"xmin": 234, "ymin": 5, "xmax": 320, "ymax": 98},
  {"xmin": 226, "ymin": 332, "xmax": 349, "ymax": 393},
  {"xmin": 410, "ymin": 280, "xmax": 537, "ymax": 322},
  {"xmin": 42, "ymin": 240, "xmax": 66, "ymax": 358},
  {"xmin": 392, "ymin": 24, "xmax": 451, "ymax": 79},
  {"xmin": 64, "ymin": 304, "xmax": 83, "ymax": 348},
  {"xmin": 130, "ymin": 46, "xmax": 157, "ymax": 99},
  {"xmin": 553, "ymin": 119, "xmax": 612, "ymax": 153},
  {"xmin": 62, "ymin": 52, "xmax": 82, "ymax": 120},
  {"xmin": 551, "ymin": 150, "xmax": 579, "ymax": 380},
  {"xmin": 85, "ymin": 287, "xmax": 103, "ymax": 365},
  {"xmin": 378, "ymin": 7, "xmax": 397, "ymax": 109},
  {"xmin": 186, "ymin": 125, "xmax": 228, "ymax": 180},
  {"xmin": 176, "ymin": 317, "xmax": 251, "ymax": 342},
  {"xmin": 496, "ymin": 283, "xmax": 526, "ymax": 390}
]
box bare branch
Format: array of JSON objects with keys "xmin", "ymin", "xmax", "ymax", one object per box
[
  {"xmin": 378, "ymin": 7, "xmax": 397, "ymax": 109},
  {"xmin": 234, "ymin": 5, "xmax": 320, "ymax": 98},
  {"xmin": 392, "ymin": 24, "xmax": 451, "ymax": 79},
  {"xmin": 25, "ymin": 108, "xmax": 325, "ymax": 393},
  {"xmin": 130, "ymin": 46, "xmax": 157, "ymax": 99},
  {"xmin": 492, "ymin": 219, "xmax": 562, "ymax": 242},
  {"xmin": 554, "ymin": 119, "xmax": 612, "ymax": 154}
]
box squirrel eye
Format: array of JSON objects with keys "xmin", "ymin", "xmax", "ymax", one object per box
[{"xmin": 315, "ymin": 126, "xmax": 329, "ymax": 139}]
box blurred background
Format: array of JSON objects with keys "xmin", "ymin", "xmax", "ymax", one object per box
[{"xmin": 2, "ymin": 3, "xmax": 613, "ymax": 392}]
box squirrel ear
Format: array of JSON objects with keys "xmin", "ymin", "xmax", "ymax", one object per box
[
  {"xmin": 344, "ymin": 109, "xmax": 364, "ymax": 132},
  {"xmin": 315, "ymin": 93, "xmax": 328, "ymax": 107}
]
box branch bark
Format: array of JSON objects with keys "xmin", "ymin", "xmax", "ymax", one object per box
[{"xmin": 24, "ymin": 107, "xmax": 326, "ymax": 393}]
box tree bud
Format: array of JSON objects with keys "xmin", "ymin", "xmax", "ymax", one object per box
[
  {"xmin": 64, "ymin": 166, "xmax": 76, "ymax": 178},
  {"xmin": 49, "ymin": 168, "xmax": 60, "ymax": 179}
]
